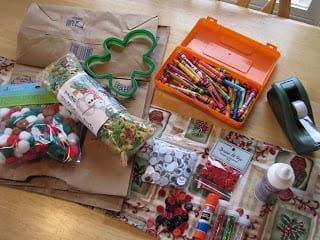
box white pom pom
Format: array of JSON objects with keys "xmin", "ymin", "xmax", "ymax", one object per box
[
  {"xmin": 16, "ymin": 140, "xmax": 30, "ymax": 154},
  {"xmin": 4, "ymin": 128, "xmax": 12, "ymax": 135},
  {"xmin": 67, "ymin": 132, "xmax": 80, "ymax": 145},
  {"xmin": 0, "ymin": 108, "xmax": 10, "ymax": 119},
  {"xmin": 37, "ymin": 113, "xmax": 44, "ymax": 121},
  {"xmin": 26, "ymin": 115, "xmax": 38, "ymax": 124},
  {"xmin": 59, "ymin": 106, "xmax": 71, "ymax": 117},
  {"xmin": 11, "ymin": 111, "xmax": 23, "ymax": 118},
  {"xmin": 14, "ymin": 148, "xmax": 23, "ymax": 158},
  {"xmin": 70, "ymin": 113, "xmax": 79, "ymax": 122},
  {"xmin": 19, "ymin": 131, "xmax": 32, "ymax": 141},
  {"xmin": 0, "ymin": 152, "xmax": 6, "ymax": 164},
  {"xmin": 21, "ymin": 107, "xmax": 31, "ymax": 113},
  {"xmin": 0, "ymin": 134, "xmax": 9, "ymax": 146}
]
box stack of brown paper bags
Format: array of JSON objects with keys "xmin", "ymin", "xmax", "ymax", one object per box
[{"xmin": 0, "ymin": 3, "xmax": 170, "ymax": 212}]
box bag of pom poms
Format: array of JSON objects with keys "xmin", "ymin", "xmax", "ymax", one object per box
[
  {"xmin": 37, "ymin": 52, "xmax": 155, "ymax": 166},
  {"xmin": 0, "ymin": 103, "xmax": 82, "ymax": 165}
]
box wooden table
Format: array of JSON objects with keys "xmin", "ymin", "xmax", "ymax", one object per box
[{"xmin": 0, "ymin": 0, "xmax": 319, "ymax": 239}]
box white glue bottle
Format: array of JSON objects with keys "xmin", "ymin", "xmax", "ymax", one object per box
[{"xmin": 254, "ymin": 163, "xmax": 295, "ymax": 204}]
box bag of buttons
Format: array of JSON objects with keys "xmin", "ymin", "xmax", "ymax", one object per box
[
  {"xmin": 0, "ymin": 83, "xmax": 83, "ymax": 166},
  {"xmin": 141, "ymin": 138, "xmax": 198, "ymax": 189},
  {"xmin": 194, "ymin": 156, "xmax": 241, "ymax": 200}
]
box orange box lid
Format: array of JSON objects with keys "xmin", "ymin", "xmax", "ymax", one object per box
[{"xmin": 180, "ymin": 17, "xmax": 280, "ymax": 87}]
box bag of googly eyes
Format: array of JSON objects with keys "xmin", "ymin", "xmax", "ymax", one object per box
[
  {"xmin": 0, "ymin": 103, "xmax": 82, "ymax": 166},
  {"xmin": 141, "ymin": 138, "xmax": 198, "ymax": 189}
]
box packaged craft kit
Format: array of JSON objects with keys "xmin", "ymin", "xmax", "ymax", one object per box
[{"xmin": 155, "ymin": 16, "xmax": 280, "ymax": 128}]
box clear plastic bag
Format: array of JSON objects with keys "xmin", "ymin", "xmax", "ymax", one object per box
[
  {"xmin": 37, "ymin": 53, "xmax": 154, "ymax": 166},
  {"xmin": 194, "ymin": 156, "xmax": 241, "ymax": 200},
  {"xmin": 141, "ymin": 138, "xmax": 198, "ymax": 188},
  {"xmin": 0, "ymin": 104, "xmax": 82, "ymax": 165}
]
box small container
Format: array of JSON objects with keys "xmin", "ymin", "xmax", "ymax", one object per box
[
  {"xmin": 154, "ymin": 16, "xmax": 280, "ymax": 128},
  {"xmin": 193, "ymin": 193, "xmax": 220, "ymax": 240},
  {"xmin": 209, "ymin": 199, "xmax": 230, "ymax": 240},
  {"xmin": 230, "ymin": 216, "xmax": 251, "ymax": 240},
  {"xmin": 254, "ymin": 163, "xmax": 295, "ymax": 204},
  {"xmin": 220, "ymin": 210, "xmax": 240, "ymax": 240}
]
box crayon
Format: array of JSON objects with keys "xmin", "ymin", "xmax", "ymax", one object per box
[
  {"xmin": 166, "ymin": 83, "xmax": 218, "ymax": 108},
  {"xmin": 237, "ymin": 89, "xmax": 257, "ymax": 117},
  {"xmin": 174, "ymin": 59, "xmax": 202, "ymax": 85}
]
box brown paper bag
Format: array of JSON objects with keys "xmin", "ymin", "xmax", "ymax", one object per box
[
  {"xmin": 16, "ymin": 2, "xmax": 159, "ymax": 81},
  {"xmin": 0, "ymin": 177, "xmax": 124, "ymax": 212},
  {"xmin": 0, "ymin": 131, "xmax": 133, "ymax": 197}
]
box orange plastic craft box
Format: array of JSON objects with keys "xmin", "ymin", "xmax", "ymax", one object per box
[{"xmin": 154, "ymin": 16, "xmax": 280, "ymax": 128}]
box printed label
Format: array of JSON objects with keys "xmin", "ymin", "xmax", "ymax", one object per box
[
  {"xmin": 210, "ymin": 138, "xmax": 253, "ymax": 173},
  {"xmin": 0, "ymin": 83, "xmax": 58, "ymax": 107},
  {"xmin": 57, "ymin": 72, "xmax": 121, "ymax": 135},
  {"xmin": 254, "ymin": 174, "xmax": 282, "ymax": 203}
]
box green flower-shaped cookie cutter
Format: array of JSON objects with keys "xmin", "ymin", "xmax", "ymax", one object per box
[{"xmin": 84, "ymin": 29, "xmax": 157, "ymax": 98}]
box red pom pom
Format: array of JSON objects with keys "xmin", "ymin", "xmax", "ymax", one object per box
[
  {"xmin": 34, "ymin": 142, "xmax": 49, "ymax": 153},
  {"xmin": 46, "ymin": 124, "xmax": 60, "ymax": 134},
  {"xmin": 5, "ymin": 156, "xmax": 18, "ymax": 165},
  {"xmin": 68, "ymin": 145, "xmax": 80, "ymax": 158},
  {"xmin": 7, "ymin": 135, "xmax": 20, "ymax": 146},
  {"xmin": 51, "ymin": 104, "xmax": 60, "ymax": 113},
  {"xmin": 22, "ymin": 151, "xmax": 36, "ymax": 161}
]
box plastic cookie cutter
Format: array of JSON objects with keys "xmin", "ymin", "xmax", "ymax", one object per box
[
  {"xmin": 267, "ymin": 77, "xmax": 320, "ymax": 155},
  {"xmin": 84, "ymin": 29, "xmax": 157, "ymax": 98}
]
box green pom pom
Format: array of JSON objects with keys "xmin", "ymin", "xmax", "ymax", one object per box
[
  {"xmin": 8, "ymin": 116, "xmax": 18, "ymax": 128},
  {"xmin": 23, "ymin": 111, "xmax": 35, "ymax": 117},
  {"xmin": 47, "ymin": 143, "xmax": 66, "ymax": 162},
  {"xmin": 1, "ymin": 146, "xmax": 14, "ymax": 157},
  {"xmin": 62, "ymin": 124, "xmax": 72, "ymax": 134},
  {"xmin": 32, "ymin": 120, "xmax": 46, "ymax": 132},
  {"xmin": 30, "ymin": 106, "xmax": 43, "ymax": 115},
  {"xmin": 53, "ymin": 113, "xmax": 64, "ymax": 123}
]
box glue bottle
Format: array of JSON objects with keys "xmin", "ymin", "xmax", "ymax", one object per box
[
  {"xmin": 254, "ymin": 163, "xmax": 295, "ymax": 204},
  {"xmin": 193, "ymin": 193, "xmax": 219, "ymax": 240}
]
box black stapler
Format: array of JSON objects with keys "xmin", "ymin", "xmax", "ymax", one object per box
[{"xmin": 267, "ymin": 77, "xmax": 320, "ymax": 155}]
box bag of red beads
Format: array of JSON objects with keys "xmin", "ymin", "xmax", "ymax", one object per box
[
  {"xmin": 0, "ymin": 103, "xmax": 82, "ymax": 165},
  {"xmin": 196, "ymin": 156, "xmax": 241, "ymax": 200}
]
